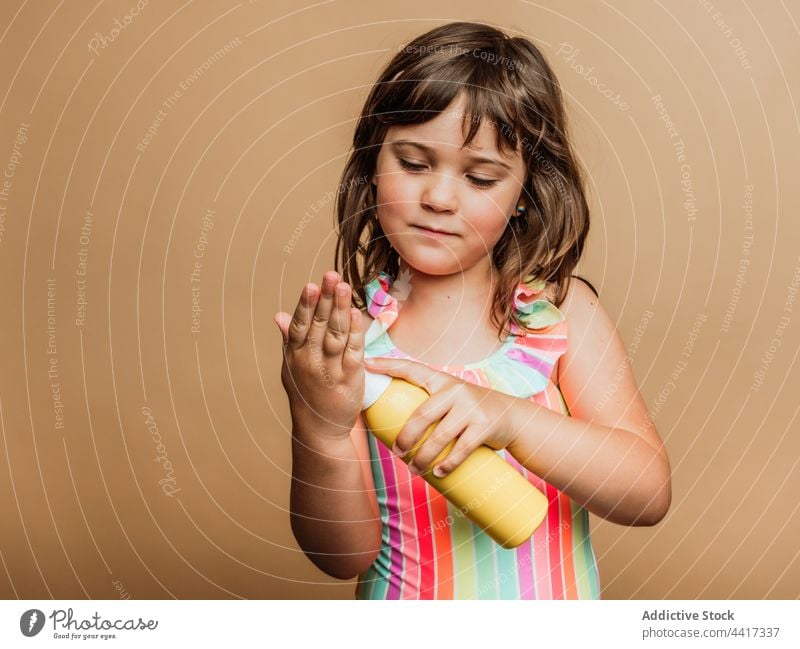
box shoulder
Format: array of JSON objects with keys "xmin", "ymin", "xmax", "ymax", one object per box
[
  {"xmin": 540, "ymin": 275, "xmax": 596, "ymax": 306},
  {"xmin": 555, "ymin": 277, "xmax": 661, "ymax": 443},
  {"xmin": 556, "ymin": 276, "xmax": 611, "ymax": 386},
  {"xmin": 558, "ymin": 276, "xmax": 600, "ymax": 319},
  {"xmin": 547, "ymin": 276, "xmax": 604, "ymax": 385}
]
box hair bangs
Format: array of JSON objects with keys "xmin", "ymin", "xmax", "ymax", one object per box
[{"xmin": 378, "ymin": 53, "xmax": 528, "ymax": 160}]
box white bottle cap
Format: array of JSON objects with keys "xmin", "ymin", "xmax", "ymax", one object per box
[{"xmin": 362, "ymin": 370, "xmax": 392, "ymax": 410}]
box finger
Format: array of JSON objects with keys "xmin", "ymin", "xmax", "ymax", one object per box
[
  {"xmin": 323, "ymin": 282, "xmax": 351, "ymax": 358},
  {"xmin": 392, "ymin": 390, "xmax": 453, "ymax": 459},
  {"xmin": 430, "ymin": 425, "xmax": 485, "ymax": 478},
  {"xmin": 306, "ymin": 271, "xmax": 340, "ymax": 349},
  {"xmin": 342, "ymin": 308, "xmax": 364, "ymax": 372},
  {"xmin": 285, "ymin": 284, "xmax": 319, "ymax": 350},
  {"xmin": 405, "ymin": 407, "xmax": 466, "ymax": 477},
  {"xmin": 364, "ymin": 357, "xmax": 451, "ymax": 394}
]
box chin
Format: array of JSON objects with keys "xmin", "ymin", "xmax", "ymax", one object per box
[
  {"xmin": 394, "ymin": 252, "xmax": 465, "ymax": 277},
  {"xmin": 383, "ymin": 239, "xmax": 443, "ymax": 268}
]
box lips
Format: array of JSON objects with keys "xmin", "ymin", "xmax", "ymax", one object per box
[{"xmin": 414, "ymin": 225, "xmax": 457, "ymax": 235}]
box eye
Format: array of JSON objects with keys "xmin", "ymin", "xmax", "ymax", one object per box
[
  {"xmin": 467, "ymin": 175, "xmax": 498, "ymax": 188},
  {"xmin": 398, "ymin": 158, "xmax": 499, "ymax": 188},
  {"xmin": 398, "ymin": 158, "xmax": 427, "ymax": 171}
]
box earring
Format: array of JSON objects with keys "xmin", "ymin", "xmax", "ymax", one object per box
[{"xmin": 513, "ymin": 204, "xmax": 527, "ymax": 218}]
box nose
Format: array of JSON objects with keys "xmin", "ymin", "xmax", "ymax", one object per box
[{"xmin": 421, "ymin": 172, "xmax": 458, "ymax": 214}]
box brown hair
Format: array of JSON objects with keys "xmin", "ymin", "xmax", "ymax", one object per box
[{"xmin": 334, "ymin": 21, "xmax": 594, "ymax": 340}]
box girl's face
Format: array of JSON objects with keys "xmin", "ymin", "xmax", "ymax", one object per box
[{"xmin": 372, "ymin": 94, "xmax": 527, "ymax": 277}]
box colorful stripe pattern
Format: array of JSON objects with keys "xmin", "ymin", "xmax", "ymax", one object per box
[{"xmin": 354, "ymin": 272, "xmax": 601, "ymax": 600}]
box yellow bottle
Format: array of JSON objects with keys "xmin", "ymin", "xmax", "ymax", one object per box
[{"xmin": 362, "ymin": 371, "xmax": 549, "ymax": 548}]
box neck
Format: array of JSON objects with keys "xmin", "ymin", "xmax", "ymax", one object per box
[{"xmin": 391, "ymin": 258, "xmax": 499, "ymax": 322}]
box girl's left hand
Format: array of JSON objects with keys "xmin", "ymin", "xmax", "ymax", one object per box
[{"xmin": 363, "ymin": 357, "xmax": 520, "ymax": 478}]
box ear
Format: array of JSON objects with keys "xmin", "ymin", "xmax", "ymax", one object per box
[{"xmin": 511, "ymin": 189, "xmax": 525, "ymax": 217}]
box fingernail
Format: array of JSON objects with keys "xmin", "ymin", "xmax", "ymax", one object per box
[
  {"xmin": 337, "ymin": 284, "xmax": 348, "ymax": 296},
  {"xmin": 433, "ymin": 466, "xmax": 446, "ymax": 478},
  {"xmin": 408, "ymin": 465, "xmax": 421, "ymax": 476}
]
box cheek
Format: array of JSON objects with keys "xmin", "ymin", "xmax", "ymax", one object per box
[
  {"xmin": 463, "ymin": 198, "xmax": 511, "ymax": 242},
  {"xmin": 375, "ymin": 173, "xmax": 413, "ymax": 222}
]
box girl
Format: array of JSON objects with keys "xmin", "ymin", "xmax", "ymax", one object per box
[{"xmin": 274, "ymin": 21, "xmax": 671, "ymax": 599}]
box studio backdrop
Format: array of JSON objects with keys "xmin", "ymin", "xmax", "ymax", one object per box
[{"xmin": 0, "ymin": 0, "xmax": 797, "ymax": 599}]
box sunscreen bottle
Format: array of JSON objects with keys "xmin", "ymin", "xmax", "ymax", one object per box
[{"xmin": 362, "ymin": 371, "xmax": 548, "ymax": 548}]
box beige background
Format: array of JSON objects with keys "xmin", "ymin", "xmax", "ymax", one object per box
[{"xmin": 0, "ymin": 0, "xmax": 798, "ymax": 599}]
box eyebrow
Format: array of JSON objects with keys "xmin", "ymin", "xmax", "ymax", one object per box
[{"xmin": 388, "ymin": 139, "xmax": 513, "ymax": 171}]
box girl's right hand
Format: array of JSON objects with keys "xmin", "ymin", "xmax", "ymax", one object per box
[{"xmin": 273, "ymin": 271, "xmax": 365, "ymax": 439}]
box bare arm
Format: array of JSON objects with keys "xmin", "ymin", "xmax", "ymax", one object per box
[
  {"xmin": 506, "ymin": 279, "xmax": 671, "ymax": 526},
  {"xmin": 290, "ymin": 413, "xmax": 381, "ymax": 580},
  {"xmin": 275, "ymin": 271, "xmax": 381, "ymax": 580},
  {"xmin": 506, "ymin": 402, "xmax": 670, "ymax": 526}
]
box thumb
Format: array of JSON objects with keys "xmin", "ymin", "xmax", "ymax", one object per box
[{"xmin": 273, "ymin": 312, "xmax": 291, "ymax": 344}]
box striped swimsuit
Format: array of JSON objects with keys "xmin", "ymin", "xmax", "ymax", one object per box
[{"xmin": 355, "ymin": 271, "xmax": 601, "ymax": 600}]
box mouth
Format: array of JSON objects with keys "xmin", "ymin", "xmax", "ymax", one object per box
[{"xmin": 413, "ymin": 225, "xmax": 457, "ymax": 237}]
